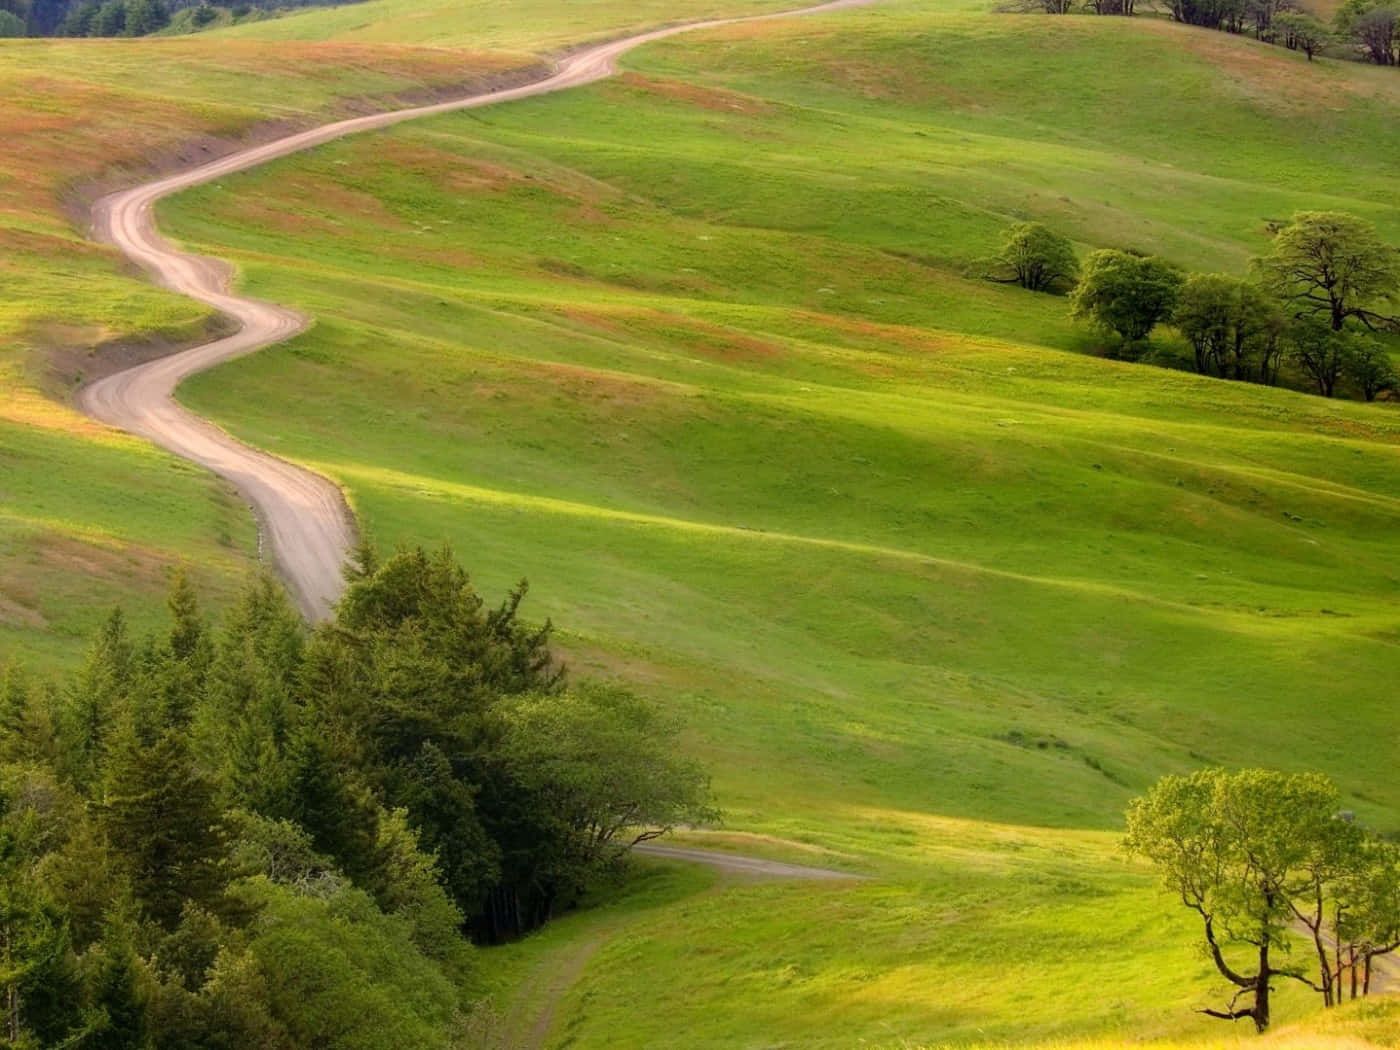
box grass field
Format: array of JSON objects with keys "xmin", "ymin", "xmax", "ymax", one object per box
[
  {"xmin": 0, "ymin": 36, "xmax": 554, "ymax": 659},
  {"xmin": 0, "ymin": 0, "xmax": 793, "ymax": 661},
  {"xmin": 3, "ymin": 0, "xmax": 1400, "ymax": 1044},
  {"xmin": 126, "ymin": 2, "xmax": 1400, "ymax": 1044},
  {"xmin": 207, "ymin": 0, "xmax": 823, "ymax": 49}
]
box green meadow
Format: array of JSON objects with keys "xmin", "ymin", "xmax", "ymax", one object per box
[
  {"xmin": 207, "ymin": 0, "xmax": 811, "ymax": 49},
  {"xmin": 129, "ymin": 2, "xmax": 1400, "ymax": 1044},
  {"xmin": 0, "ymin": 35, "xmax": 552, "ymax": 658},
  {"xmin": 2, "ymin": 0, "xmax": 1399, "ymax": 1044}
]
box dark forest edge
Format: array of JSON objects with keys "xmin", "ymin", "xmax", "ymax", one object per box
[
  {"xmin": 0, "ymin": 546, "xmax": 715, "ymax": 1050},
  {"xmin": 0, "ymin": 0, "xmax": 354, "ymax": 39}
]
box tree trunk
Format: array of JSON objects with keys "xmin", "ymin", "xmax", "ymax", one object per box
[
  {"xmin": 1254, "ymin": 944, "xmax": 1271, "ymax": 1033},
  {"xmin": 1332, "ymin": 929, "xmax": 1344, "ymax": 1002},
  {"xmin": 3, "ymin": 923, "xmax": 17, "ymax": 1046},
  {"xmin": 1312, "ymin": 931, "xmax": 1332, "ymax": 1006}
]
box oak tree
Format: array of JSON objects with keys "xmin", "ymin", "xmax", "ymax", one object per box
[
  {"xmin": 1071, "ymin": 249, "xmax": 1183, "ymax": 346},
  {"xmin": 1172, "ymin": 273, "xmax": 1284, "ymax": 382},
  {"xmin": 1256, "ymin": 212, "xmax": 1400, "ymax": 332},
  {"xmin": 989, "ymin": 222, "xmax": 1080, "ymax": 293},
  {"xmin": 1127, "ymin": 769, "xmax": 1399, "ymax": 1032}
]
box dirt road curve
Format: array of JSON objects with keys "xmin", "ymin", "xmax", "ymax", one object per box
[
  {"xmin": 633, "ymin": 843, "xmax": 863, "ymax": 879},
  {"xmin": 75, "ymin": 0, "xmax": 873, "ymax": 621}
]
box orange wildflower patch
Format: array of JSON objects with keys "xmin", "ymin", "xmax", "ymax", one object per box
[
  {"xmin": 617, "ymin": 72, "xmax": 776, "ymax": 115},
  {"xmin": 517, "ymin": 358, "xmax": 675, "ymax": 410}
]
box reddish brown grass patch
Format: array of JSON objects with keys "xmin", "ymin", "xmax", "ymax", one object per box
[
  {"xmin": 618, "ymin": 72, "xmax": 775, "ymax": 115},
  {"xmin": 34, "ymin": 533, "xmax": 166, "ymax": 584}
]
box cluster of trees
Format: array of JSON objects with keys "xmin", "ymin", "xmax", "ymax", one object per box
[
  {"xmin": 0, "ymin": 0, "xmax": 338, "ymax": 37},
  {"xmin": 1126, "ymin": 769, "xmax": 1400, "ymax": 1033},
  {"xmin": 0, "ymin": 547, "xmax": 713, "ymax": 1049},
  {"xmin": 55, "ymin": 0, "xmax": 169, "ymax": 37},
  {"xmin": 993, "ymin": 212, "xmax": 1400, "ymax": 400},
  {"xmin": 1028, "ymin": 0, "xmax": 1398, "ymax": 68}
]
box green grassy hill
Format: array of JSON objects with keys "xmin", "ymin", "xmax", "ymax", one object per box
[
  {"xmin": 165, "ymin": 0, "xmax": 1400, "ymax": 826},
  {"xmin": 0, "ymin": 37, "xmax": 548, "ymax": 661},
  {"xmin": 147, "ymin": 2, "xmax": 1400, "ymax": 1044},
  {"xmin": 3, "ymin": 0, "xmax": 1398, "ymax": 1045},
  {"xmin": 206, "ymin": 0, "xmax": 807, "ymax": 48}
]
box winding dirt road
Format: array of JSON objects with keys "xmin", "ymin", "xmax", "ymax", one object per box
[
  {"xmin": 76, "ymin": 0, "xmax": 872, "ymax": 621},
  {"xmin": 633, "ymin": 842, "xmax": 863, "ymax": 879}
]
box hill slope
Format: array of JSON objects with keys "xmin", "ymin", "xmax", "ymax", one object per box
[
  {"xmin": 2, "ymin": 0, "xmax": 1398, "ymax": 1045},
  {"xmin": 146, "ymin": 4, "xmax": 1400, "ymax": 1045}
]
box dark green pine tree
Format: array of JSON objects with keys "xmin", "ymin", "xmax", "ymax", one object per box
[
  {"xmin": 145, "ymin": 568, "xmax": 214, "ymax": 735},
  {"xmin": 393, "ymin": 742, "xmax": 499, "ymax": 919},
  {"xmin": 166, "ymin": 568, "xmax": 203, "ymax": 665},
  {"xmin": 201, "ymin": 577, "xmax": 305, "ymax": 813},
  {"xmin": 121, "ymin": 0, "xmax": 165, "ymax": 34},
  {"xmin": 91, "ymin": 0, "xmax": 124, "ymax": 35},
  {"xmin": 0, "ymin": 783, "xmax": 83, "ymax": 1048},
  {"xmin": 279, "ymin": 725, "xmax": 378, "ymax": 884},
  {"xmin": 57, "ymin": 0, "xmax": 99, "ymax": 35},
  {"xmin": 100, "ymin": 726, "xmax": 229, "ymax": 932},
  {"xmin": 62, "ymin": 609, "xmax": 134, "ymax": 793},
  {"xmin": 0, "ymin": 663, "xmax": 30, "ymax": 763},
  {"xmin": 81, "ymin": 908, "xmax": 148, "ymax": 1050}
]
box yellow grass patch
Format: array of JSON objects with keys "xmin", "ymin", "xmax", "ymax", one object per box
[{"xmin": 0, "ymin": 387, "xmax": 125, "ymax": 440}]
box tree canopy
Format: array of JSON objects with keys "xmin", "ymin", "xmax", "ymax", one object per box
[
  {"xmin": 1255, "ymin": 211, "xmax": 1400, "ymax": 332},
  {"xmin": 1172, "ymin": 273, "xmax": 1284, "ymax": 383},
  {"xmin": 1336, "ymin": 0, "xmax": 1399, "ymax": 63},
  {"xmin": 0, "ymin": 550, "xmax": 715, "ymax": 1047},
  {"xmin": 1070, "ymin": 249, "xmax": 1183, "ymax": 346},
  {"xmin": 1126, "ymin": 768, "xmax": 1400, "ymax": 1032},
  {"xmin": 989, "ymin": 222, "xmax": 1080, "ymax": 294},
  {"xmin": 1274, "ymin": 11, "xmax": 1331, "ymax": 58}
]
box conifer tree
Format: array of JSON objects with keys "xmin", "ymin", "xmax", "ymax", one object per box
[
  {"xmin": 0, "ymin": 775, "xmax": 82, "ymax": 1047},
  {"xmin": 62, "ymin": 609, "xmax": 134, "ymax": 792},
  {"xmin": 0, "ymin": 664, "xmax": 30, "ymax": 763},
  {"xmin": 81, "ymin": 908, "xmax": 149, "ymax": 1050},
  {"xmin": 101, "ymin": 727, "xmax": 229, "ymax": 931},
  {"xmin": 201, "ymin": 577, "xmax": 304, "ymax": 811},
  {"xmin": 167, "ymin": 568, "xmax": 203, "ymax": 664}
]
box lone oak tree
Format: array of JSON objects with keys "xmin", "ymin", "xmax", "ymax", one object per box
[
  {"xmin": 1125, "ymin": 769, "xmax": 1398, "ymax": 1032},
  {"xmin": 989, "ymin": 222, "xmax": 1080, "ymax": 293}
]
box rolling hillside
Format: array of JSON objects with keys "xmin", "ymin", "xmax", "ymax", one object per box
[{"xmin": 2, "ymin": 0, "xmax": 1398, "ymax": 1046}]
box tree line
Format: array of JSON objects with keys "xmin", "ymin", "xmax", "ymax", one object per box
[
  {"xmin": 989, "ymin": 211, "xmax": 1400, "ymax": 401},
  {"xmin": 1127, "ymin": 768, "xmax": 1400, "ymax": 1033},
  {"xmin": 0, "ymin": 0, "xmax": 342, "ymax": 37},
  {"xmin": 1028, "ymin": 0, "xmax": 1397, "ymax": 68},
  {"xmin": 0, "ymin": 546, "xmax": 714, "ymax": 1049}
]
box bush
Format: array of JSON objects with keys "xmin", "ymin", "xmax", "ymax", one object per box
[{"xmin": 989, "ymin": 222, "xmax": 1080, "ymax": 294}]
